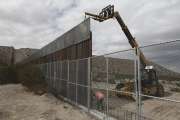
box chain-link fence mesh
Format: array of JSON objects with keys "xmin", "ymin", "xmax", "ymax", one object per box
[{"xmin": 38, "ymin": 40, "xmax": 180, "ymax": 120}]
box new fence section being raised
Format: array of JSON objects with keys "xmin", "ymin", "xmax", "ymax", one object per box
[{"xmin": 39, "ymin": 40, "xmax": 180, "ymax": 120}]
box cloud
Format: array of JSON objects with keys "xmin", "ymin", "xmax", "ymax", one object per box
[
  {"xmin": 0, "ymin": 0, "xmax": 179, "ymax": 54},
  {"xmin": 0, "ymin": 0, "xmax": 77, "ymax": 48}
]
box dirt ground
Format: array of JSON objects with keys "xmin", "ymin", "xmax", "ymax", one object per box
[
  {"xmin": 106, "ymin": 80, "xmax": 180, "ymax": 120},
  {"xmin": 120, "ymin": 92, "xmax": 180, "ymax": 120},
  {"xmin": 0, "ymin": 84, "xmax": 97, "ymax": 120},
  {"xmin": 119, "ymin": 92, "xmax": 180, "ymax": 120}
]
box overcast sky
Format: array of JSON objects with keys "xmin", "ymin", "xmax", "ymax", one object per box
[
  {"xmin": 0, "ymin": 0, "xmax": 180, "ymax": 53},
  {"xmin": 0, "ymin": 0, "xmax": 180, "ymax": 72}
]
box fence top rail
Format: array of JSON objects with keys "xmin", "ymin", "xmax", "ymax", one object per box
[
  {"xmin": 38, "ymin": 39, "xmax": 180, "ymax": 64},
  {"xmin": 139, "ymin": 39, "xmax": 180, "ymax": 49},
  {"xmin": 91, "ymin": 39, "xmax": 180, "ymax": 60}
]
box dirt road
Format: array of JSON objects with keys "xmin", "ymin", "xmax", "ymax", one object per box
[
  {"xmin": 0, "ymin": 84, "xmax": 97, "ymax": 120},
  {"xmin": 121, "ymin": 92, "xmax": 180, "ymax": 120}
]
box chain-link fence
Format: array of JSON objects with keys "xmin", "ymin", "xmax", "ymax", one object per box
[{"xmin": 39, "ymin": 40, "xmax": 180, "ymax": 120}]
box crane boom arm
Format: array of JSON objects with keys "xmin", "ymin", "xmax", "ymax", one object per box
[
  {"xmin": 85, "ymin": 5, "xmax": 149, "ymax": 67},
  {"xmin": 114, "ymin": 12, "xmax": 138, "ymax": 48},
  {"xmin": 85, "ymin": 5, "xmax": 165, "ymax": 98},
  {"xmin": 114, "ymin": 12, "xmax": 148, "ymax": 67}
]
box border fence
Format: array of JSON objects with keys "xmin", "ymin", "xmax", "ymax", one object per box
[{"xmin": 38, "ymin": 40, "xmax": 180, "ymax": 120}]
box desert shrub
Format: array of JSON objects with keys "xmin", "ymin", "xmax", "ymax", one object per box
[
  {"xmin": 0, "ymin": 65, "xmax": 18, "ymax": 84},
  {"xmin": 0, "ymin": 63, "xmax": 47, "ymax": 94},
  {"xmin": 17, "ymin": 64, "xmax": 47, "ymax": 94}
]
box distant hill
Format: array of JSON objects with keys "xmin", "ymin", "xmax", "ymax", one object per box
[
  {"xmin": 14, "ymin": 48, "xmax": 38, "ymax": 64},
  {"xmin": 0, "ymin": 46, "xmax": 14, "ymax": 65},
  {"xmin": 0, "ymin": 46, "xmax": 38, "ymax": 65},
  {"xmin": 91, "ymin": 56, "xmax": 180, "ymax": 83}
]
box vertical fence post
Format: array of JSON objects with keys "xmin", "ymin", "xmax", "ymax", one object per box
[
  {"xmin": 56, "ymin": 61, "xmax": 58, "ymax": 93},
  {"xmin": 67, "ymin": 60, "xmax": 70, "ymax": 101},
  {"xmin": 124, "ymin": 110, "xmax": 126, "ymax": 120},
  {"xmin": 54, "ymin": 61, "xmax": 56, "ymax": 91},
  {"xmin": 76, "ymin": 59, "xmax": 78, "ymax": 105},
  {"xmin": 135, "ymin": 48, "xmax": 142, "ymax": 120},
  {"xmin": 47, "ymin": 62, "xmax": 50, "ymax": 91},
  {"xmin": 46, "ymin": 63, "xmax": 48, "ymax": 84},
  {"xmin": 106, "ymin": 58, "xmax": 109, "ymax": 120},
  {"xmin": 50, "ymin": 62, "xmax": 52, "ymax": 90},
  {"xmin": 134, "ymin": 48, "xmax": 139, "ymax": 120},
  {"xmin": 90, "ymin": 57, "xmax": 93, "ymax": 110},
  {"xmin": 52, "ymin": 62, "xmax": 54, "ymax": 90},
  {"xmin": 60, "ymin": 61, "xmax": 62, "ymax": 94},
  {"xmin": 55, "ymin": 61, "xmax": 58, "ymax": 91},
  {"xmin": 58, "ymin": 61, "xmax": 60, "ymax": 94},
  {"xmin": 87, "ymin": 57, "xmax": 91, "ymax": 112},
  {"xmin": 137, "ymin": 48, "xmax": 142, "ymax": 120}
]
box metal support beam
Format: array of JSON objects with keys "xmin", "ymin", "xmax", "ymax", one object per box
[
  {"xmin": 87, "ymin": 58, "xmax": 91, "ymax": 112},
  {"xmin": 106, "ymin": 58, "xmax": 109, "ymax": 120},
  {"xmin": 137, "ymin": 48, "xmax": 142, "ymax": 120},
  {"xmin": 67, "ymin": 60, "xmax": 70, "ymax": 99},
  {"xmin": 76, "ymin": 60, "xmax": 78, "ymax": 105}
]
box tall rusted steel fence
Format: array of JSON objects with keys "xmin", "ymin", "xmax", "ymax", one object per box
[{"xmin": 38, "ymin": 40, "xmax": 180, "ymax": 120}]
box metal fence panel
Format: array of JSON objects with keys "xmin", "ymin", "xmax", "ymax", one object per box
[
  {"xmin": 62, "ymin": 61, "xmax": 68, "ymax": 80},
  {"xmin": 104, "ymin": 49, "xmax": 137, "ymax": 120},
  {"xmin": 60, "ymin": 80, "xmax": 67, "ymax": 97},
  {"xmin": 78, "ymin": 59, "xmax": 88, "ymax": 86},
  {"xmin": 139, "ymin": 40, "xmax": 180, "ymax": 120},
  {"xmin": 69, "ymin": 60, "xmax": 77, "ymax": 83},
  {"xmin": 90, "ymin": 56, "xmax": 108, "ymax": 115},
  {"xmin": 39, "ymin": 40, "xmax": 180, "ymax": 120},
  {"xmin": 68, "ymin": 83, "xmax": 76, "ymax": 103},
  {"xmin": 77, "ymin": 59, "xmax": 88, "ymax": 107},
  {"xmin": 77, "ymin": 86, "xmax": 88, "ymax": 107}
]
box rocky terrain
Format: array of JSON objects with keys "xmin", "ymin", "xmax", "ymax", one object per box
[
  {"xmin": 92, "ymin": 56, "xmax": 180, "ymax": 82},
  {"xmin": 0, "ymin": 46, "xmax": 38, "ymax": 65}
]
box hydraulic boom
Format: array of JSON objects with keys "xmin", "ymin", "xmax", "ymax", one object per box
[
  {"xmin": 85, "ymin": 5, "xmax": 164, "ymax": 97},
  {"xmin": 85, "ymin": 5, "xmax": 147, "ymax": 67}
]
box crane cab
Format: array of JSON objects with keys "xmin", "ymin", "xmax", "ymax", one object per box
[{"xmin": 142, "ymin": 65, "xmax": 158, "ymax": 86}]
